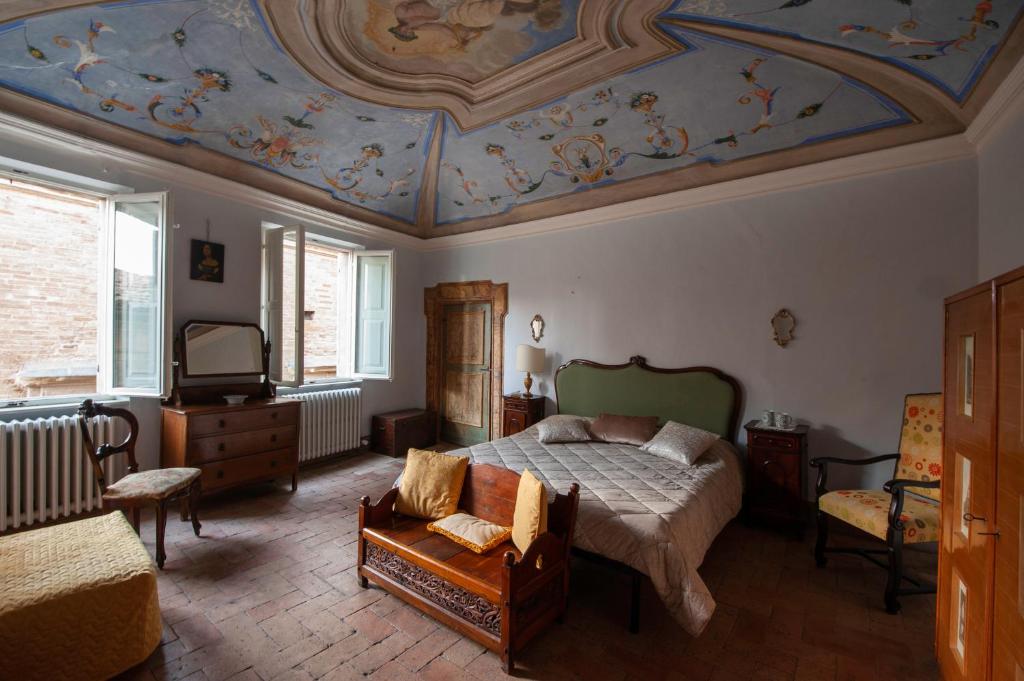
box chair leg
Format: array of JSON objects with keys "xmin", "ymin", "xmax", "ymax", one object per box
[
  {"xmin": 131, "ymin": 507, "xmax": 141, "ymax": 535},
  {"xmin": 292, "ymin": 472, "xmax": 298, "ymax": 492},
  {"xmin": 885, "ymin": 532, "xmax": 904, "ymax": 614},
  {"xmin": 815, "ymin": 510, "xmax": 829, "ymax": 568},
  {"xmin": 179, "ymin": 497, "xmax": 189, "ymax": 522},
  {"xmin": 188, "ymin": 482, "xmax": 202, "ymax": 537},
  {"xmin": 155, "ymin": 501, "xmax": 168, "ymax": 570}
]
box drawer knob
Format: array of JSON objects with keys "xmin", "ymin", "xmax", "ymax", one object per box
[
  {"xmin": 271, "ymin": 412, "xmax": 279, "ymax": 420},
  {"xmin": 218, "ymin": 419, "xmax": 226, "ymax": 428},
  {"xmin": 270, "ymin": 460, "xmax": 277, "ymax": 468},
  {"xmin": 270, "ymin": 434, "xmax": 277, "ymax": 443},
  {"xmin": 216, "ymin": 470, "xmax": 224, "ymax": 479},
  {"xmin": 218, "ymin": 443, "xmax": 226, "ymax": 452}
]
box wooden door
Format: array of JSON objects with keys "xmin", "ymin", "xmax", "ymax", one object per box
[
  {"xmin": 440, "ymin": 302, "xmax": 492, "ymax": 446},
  {"xmin": 993, "ymin": 276, "xmax": 1024, "ymax": 681},
  {"xmin": 939, "ymin": 286, "xmax": 997, "ymax": 681}
]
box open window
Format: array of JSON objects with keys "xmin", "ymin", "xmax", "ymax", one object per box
[
  {"xmin": 261, "ymin": 224, "xmax": 393, "ymax": 386},
  {"xmin": 0, "ymin": 177, "xmax": 171, "ymax": 407}
]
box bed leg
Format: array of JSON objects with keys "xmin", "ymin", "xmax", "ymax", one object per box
[{"xmin": 629, "ymin": 572, "xmax": 641, "ymax": 634}]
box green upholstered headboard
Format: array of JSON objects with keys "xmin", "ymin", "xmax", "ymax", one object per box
[{"xmin": 554, "ymin": 356, "xmax": 742, "ymax": 442}]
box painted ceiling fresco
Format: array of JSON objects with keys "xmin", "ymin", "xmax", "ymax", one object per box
[
  {"xmin": 0, "ymin": 0, "xmax": 1020, "ymax": 237},
  {"xmin": 666, "ymin": 0, "xmax": 1024, "ymax": 102},
  {"xmin": 344, "ymin": 0, "xmax": 581, "ymax": 82},
  {"xmin": 436, "ymin": 27, "xmax": 909, "ymax": 224}
]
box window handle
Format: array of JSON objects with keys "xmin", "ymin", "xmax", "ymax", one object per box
[{"xmin": 963, "ymin": 513, "xmax": 986, "ymax": 523}]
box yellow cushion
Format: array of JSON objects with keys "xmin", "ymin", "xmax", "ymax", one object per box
[
  {"xmin": 512, "ymin": 468, "xmax": 548, "ymax": 554},
  {"xmin": 395, "ymin": 449, "xmax": 469, "ymax": 520},
  {"xmin": 427, "ymin": 512, "xmax": 512, "ymax": 554},
  {"xmin": 895, "ymin": 393, "xmax": 943, "ymax": 501},
  {"xmin": 819, "ymin": 490, "xmax": 939, "ymax": 544}
]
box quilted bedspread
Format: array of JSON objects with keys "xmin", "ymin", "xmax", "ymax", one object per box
[
  {"xmin": 0, "ymin": 512, "xmax": 162, "ymax": 681},
  {"xmin": 458, "ymin": 423, "xmax": 743, "ymax": 636}
]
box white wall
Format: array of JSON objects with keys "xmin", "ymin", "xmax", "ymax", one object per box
[
  {"xmin": 978, "ymin": 95, "xmax": 1024, "ymax": 281},
  {"xmin": 423, "ymin": 158, "xmax": 979, "ymax": 495},
  {"xmin": 0, "ymin": 133, "xmax": 425, "ymax": 470}
]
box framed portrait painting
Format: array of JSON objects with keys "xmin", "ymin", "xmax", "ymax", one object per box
[{"xmin": 190, "ymin": 239, "xmax": 225, "ymax": 283}]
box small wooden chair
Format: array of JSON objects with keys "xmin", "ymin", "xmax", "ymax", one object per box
[
  {"xmin": 810, "ymin": 393, "xmax": 942, "ymax": 613},
  {"xmin": 78, "ymin": 399, "xmax": 202, "ymax": 568}
]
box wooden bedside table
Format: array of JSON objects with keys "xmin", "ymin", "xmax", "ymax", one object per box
[
  {"xmin": 743, "ymin": 420, "xmax": 808, "ymax": 536},
  {"xmin": 502, "ymin": 393, "xmax": 545, "ymax": 437}
]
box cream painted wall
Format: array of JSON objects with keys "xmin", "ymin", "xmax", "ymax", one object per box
[
  {"xmin": 0, "ymin": 133, "xmax": 425, "ymax": 471},
  {"xmin": 978, "ymin": 94, "xmax": 1024, "ymax": 281},
  {"xmin": 423, "ymin": 158, "xmax": 979, "ymax": 496}
]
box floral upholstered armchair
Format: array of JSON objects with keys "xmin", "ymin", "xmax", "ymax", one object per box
[{"xmin": 810, "ymin": 393, "xmax": 942, "ymax": 614}]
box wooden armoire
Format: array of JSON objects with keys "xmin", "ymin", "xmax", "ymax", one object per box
[{"xmin": 939, "ymin": 265, "xmax": 1024, "ymax": 681}]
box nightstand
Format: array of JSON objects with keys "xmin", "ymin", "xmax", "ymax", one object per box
[
  {"xmin": 502, "ymin": 393, "xmax": 545, "ymax": 437},
  {"xmin": 743, "ymin": 420, "xmax": 808, "ymax": 536}
]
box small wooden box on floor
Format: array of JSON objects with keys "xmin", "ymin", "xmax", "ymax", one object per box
[
  {"xmin": 743, "ymin": 420, "xmax": 808, "ymax": 536},
  {"xmin": 370, "ymin": 408, "xmax": 436, "ymax": 457},
  {"xmin": 502, "ymin": 393, "xmax": 545, "ymax": 436},
  {"xmin": 161, "ymin": 398, "xmax": 301, "ymax": 496}
]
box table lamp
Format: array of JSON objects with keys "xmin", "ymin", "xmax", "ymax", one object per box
[{"xmin": 515, "ymin": 344, "xmax": 544, "ymax": 397}]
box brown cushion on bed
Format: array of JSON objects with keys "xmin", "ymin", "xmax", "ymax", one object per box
[{"xmin": 590, "ymin": 413, "xmax": 660, "ymax": 446}]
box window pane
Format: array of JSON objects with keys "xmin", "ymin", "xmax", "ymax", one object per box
[
  {"xmin": 0, "ymin": 178, "xmax": 101, "ymax": 401},
  {"xmin": 281, "ymin": 230, "xmax": 299, "ymax": 384},
  {"xmin": 303, "ymin": 240, "xmax": 350, "ymax": 382},
  {"xmin": 111, "ymin": 199, "xmax": 160, "ymax": 390}
]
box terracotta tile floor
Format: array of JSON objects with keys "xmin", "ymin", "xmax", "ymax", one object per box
[{"xmin": 116, "ymin": 452, "xmax": 940, "ymax": 681}]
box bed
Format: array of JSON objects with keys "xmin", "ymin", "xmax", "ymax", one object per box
[{"xmin": 454, "ymin": 355, "xmax": 744, "ymax": 637}]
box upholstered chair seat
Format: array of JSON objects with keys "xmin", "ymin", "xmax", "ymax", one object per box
[
  {"xmin": 103, "ymin": 468, "xmax": 201, "ymax": 503},
  {"xmin": 818, "ymin": 489, "xmax": 939, "ymax": 544}
]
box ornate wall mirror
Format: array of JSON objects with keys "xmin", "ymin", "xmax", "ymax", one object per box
[
  {"xmin": 771, "ymin": 309, "xmax": 796, "ymax": 347},
  {"xmin": 530, "ymin": 314, "xmax": 545, "ymax": 343}
]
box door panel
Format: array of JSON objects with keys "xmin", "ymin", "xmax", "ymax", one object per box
[
  {"xmin": 994, "ymin": 278, "xmax": 1024, "ymax": 681},
  {"xmin": 440, "ymin": 303, "xmax": 491, "ymax": 446},
  {"xmin": 939, "ymin": 288, "xmax": 996, "ymax": 681}
]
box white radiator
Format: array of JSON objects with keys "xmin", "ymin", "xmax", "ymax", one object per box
[
  {"xmin": 289, "ymin": 388, "xmax": 362, "ymax": 463},
  {"xmin": 1, "ymin": 414, "xmax": 124, "ymax": 532}
]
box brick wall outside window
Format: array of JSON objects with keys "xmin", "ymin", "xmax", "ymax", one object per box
[{"xmin": 0, "ymin": 179, "xmax": 102, "ymax": 400}]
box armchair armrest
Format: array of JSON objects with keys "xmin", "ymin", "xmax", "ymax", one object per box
[
  {"xmin": 883, "ymin": 478, "xmax": 940, "ymax": 494},
  {"xmin": 358, "ymin": 487, "xmax": 398, "ymax": 529},
  {"xmin": 810, "ymin": 453, "xmax": 900, "ymax": 499}
]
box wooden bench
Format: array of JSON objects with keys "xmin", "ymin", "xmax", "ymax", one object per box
[{"xmin": 357, "ymin": 463, "xmax": 580, "ymax": 674}]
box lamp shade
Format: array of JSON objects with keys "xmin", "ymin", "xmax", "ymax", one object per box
[{"xmin": 515, "ymin": 344, "xmax": 544, "ymax": 373}]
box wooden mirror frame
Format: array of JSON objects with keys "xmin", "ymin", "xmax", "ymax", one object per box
[{"xmin": 171, "ymin": 320, "xmax": 274, "ymax": 406}]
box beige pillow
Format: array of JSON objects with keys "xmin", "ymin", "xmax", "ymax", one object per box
[
  {"xmin": 512, "ymin": 468, "xmax": 548, "ymax": 554},
  {"xmin": 395, "ymin": 449, "xmax": 469, "ymax": 520},
  {"xmin": 427, "ymin": 513, "xmax": 512, "ymax": 554},
  {"xmin": 591, "ymin": 413, "xmax": 660, "ymax": 446},
  {"xmin": 640, "ymin": 420, "xmax": 719, "ymax": 465}
]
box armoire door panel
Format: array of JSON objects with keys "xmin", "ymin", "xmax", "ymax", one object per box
[
  {"xmin": 994, "ymin": 277, "xmax": 1024, "ymax": 681},
  {"xmin": 939, "ymin": 287, "xmax": 997, "ymax": 681}
]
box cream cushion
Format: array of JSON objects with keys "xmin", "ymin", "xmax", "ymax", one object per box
[
  {"xmin": 396, "ymin": 449, "xmax": 469, "ymax": 520},
  {"xmin": 536, "ymin": 416, "xmax": 592, "ymax": 444},
  {"xmin": 427, "ymin": 513, "xmax": 512, "ymax": 554},
  {"xmin": 512, "ymin": 468, "xmax": 548, "ymax": 554},
  {"xmin": 640, "ymin": 421, "xmax": 719, "ymax": 465}
]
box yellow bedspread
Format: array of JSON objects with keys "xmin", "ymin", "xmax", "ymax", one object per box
[{"xmin": 0, "ymin": 512, "xmax": 161, "ymax": 681}]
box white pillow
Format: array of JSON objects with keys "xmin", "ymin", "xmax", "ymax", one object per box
[
  {"xmin": 640, "ymin": 421, "xmax": 719, "ymax": 465},
  {"xmin": 536, "ymin": 416, "xmax": 592, "ymax": 444}
]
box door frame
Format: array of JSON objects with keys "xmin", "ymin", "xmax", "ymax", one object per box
[{"xmin": 425, "ymin": 280, "xmax": 508, "ymax": 442}]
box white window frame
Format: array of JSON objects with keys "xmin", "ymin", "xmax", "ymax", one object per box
[
  {"xmin": 261, "ymin": 223, "xmax": 394, "ymax": 387},
  {"xmin": 0, "ymin": 173, "xmax": 172, "ymax": 408},
  {"xmin": 99, "ymin": 191, "xmax": 173, "ymax": 398}
]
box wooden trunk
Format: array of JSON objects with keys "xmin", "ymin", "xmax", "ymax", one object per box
[{"xmin": 370, "ymin": 409, "xmax": 437, "ymax": 458}]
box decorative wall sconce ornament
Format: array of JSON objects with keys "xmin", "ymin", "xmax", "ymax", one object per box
[
  {"xmin": 771, "ymin": 309, "xmax": 796, "ymax": 347},
  {"xmin": 530, "ymin": 314, "xmax": 545, "ymax": 342}
]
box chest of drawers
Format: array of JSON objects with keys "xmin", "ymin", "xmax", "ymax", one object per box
[{"xmin": 161, "ymin": 399, "xmax": 301, "ymax": 496}]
